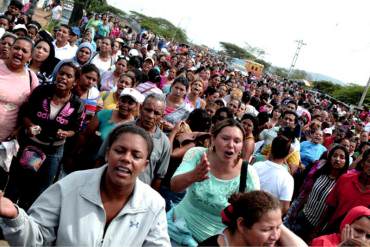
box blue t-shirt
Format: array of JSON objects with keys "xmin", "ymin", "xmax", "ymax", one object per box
[{"xmin": 300, "ymin": 141, "xmax": 327, "ymax": 167}]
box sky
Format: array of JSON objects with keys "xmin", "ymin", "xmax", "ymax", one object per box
[{"xmin": 108, "ymin": 0, "xmax": 370, "ymax": 85}]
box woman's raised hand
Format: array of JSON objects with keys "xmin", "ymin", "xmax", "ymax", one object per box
[
  {"xmin": 0, "ymin": 190, "xmax": 18, "ymax": 219},
  {"xmin": 191, "ymin": 153, "xmax": 210, "ymax": 182}
]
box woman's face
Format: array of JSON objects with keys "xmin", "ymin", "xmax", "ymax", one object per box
[
  {"xmin": 100, "ymin": 38, "xmax": 112, "ymax": 53},
  {"xmin": 115, "ymin": 59, "xmax": 128, "ymax": 74},
  {"xmin": 242, "ymin": 119, "xmax": 254, "ymax": 135},
  {"xmin": 117, "ymin": 76, "xmax": 133, "ymax": 94},
  {"xmin": 79, "ymin": 71, "xmax": 98, "ymax": 90},
  {"xmin": 199, "ymin": 70, "xmax": 208, "ymax": 80},
  {"xmin": 311, "ymin": 130, "xmax": 323, "ymax": 144},
  {"xmin": 350, "ymin": 216, "xmax": 370, "ymax": 241},
  {"xmin": 113, "ymin": 41, "xmax": 120, "ymax": 53},
  {"xmin": 360, "ymin": 132, "xmax": 369, "ymax": 142},
  {"xmin": 242, "ymin": 209, "xmax": 282, "ymax": 247},
  {"xmin": 349, "ymin": 141, "xmax": 357, "ymax": 154},
  {"xmin": 55, "ymin": 65, "xmax": 76, "ymax": 91},
  {"xmin": 218, "ymin": 85, "xmax": 228, "ymax": 97},
  {"xmin": 0, "ymin": 36, "xmax": 15, "ymax": 59},
  {"xmin": 8, "ymin": 39, "xmax": 33, "ymax": 69},
  {"xmin": 32, "ymin": 41, "xmax": 50, "ymax": 63},
  {"xmin": 340, "ymin": 139, "xmax": 351, "ymax": 153},
  {"xmin": 186, "ymin": 71, "xmax": 195, "ymax": 82},
  {"xmin": 106, "ymin": 132, "xmax": 149, "ymax": 188},
  {"xmin": 330, "ymin": 149, "xmax": 346, "ymax": 169},
  {"xmin": 272, "ymin": 109, "xmax": 281, "ymax": 119},
  {"xmin": 171, "ymin": 82, "xmax": 187, "ymax": 99},
  {"xmin": 190, "ymin": 80, "xmax": 203, "ymax": 96},
  {"xmin": 228, "ymin": 100, "xmax": 239, "ymax": 115},
  {"xmin": 28, "ymin": 27, "xmax": 38, "ymax": 40},
  {"xmin": 77, "ymin": 47, "xmax": 91, "ymax": 64},
  {"xmin": 169, "ymin": 68, "xmax": 176, "ymax": 79},
  {"xmin": 212, "ymin": 126, "xmax": 244, "ymax": 162},
  {"xmin": 118, "ymin": 96, "xmax": 138, "ymax": 117}
]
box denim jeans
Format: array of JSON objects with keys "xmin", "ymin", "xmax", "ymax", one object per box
[{"xmin": 159, "ymin": 185, "xmax": 186, "ymax": 211}]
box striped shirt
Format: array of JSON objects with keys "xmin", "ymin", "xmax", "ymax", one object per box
[{"xmin": 303, "ymin": 174, "xmax": 336, "ymax": 226}]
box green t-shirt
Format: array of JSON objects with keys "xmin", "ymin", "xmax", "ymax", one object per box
[
  {"xmin": 97, "ymin": 109, "xmax": 116, "ymax": 141},
  {"xmin": 173, "ymin": 147, "xmax": 260, "ymax": 242}
]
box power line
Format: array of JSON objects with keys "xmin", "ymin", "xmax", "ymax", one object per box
[{"xmin": 287, "ymin": 40, "xmax": 306, "ymax": 78}]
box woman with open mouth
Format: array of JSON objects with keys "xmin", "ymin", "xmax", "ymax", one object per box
[
  {"xmin": 168, "ymin": 118, "xmax": 260, "ymax": 246},
  {"xmin": 4, "ymin": 62, "xmax": 84, "ymax": 210},
  {"xmin": 0, "ymin": 125, "xmax": 171, "ymax": 246},
  {"xmin": 187, "ymin": 79, "xmax": 206, "ymax": 110},
  {"xmin": 162, "ymin": 76, "xmax": 192, "ymax": 132}
]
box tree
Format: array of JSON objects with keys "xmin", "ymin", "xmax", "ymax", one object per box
[
  {"xmin": 68, "ymin": 0, "xmax": 126, "ymax": 26},
  {"xmin": 271, "ymin": 67, "xmax": 289, "ymax": 79},
  {"xmin": 332, "ymin": 85, "xmax": 370, "ymax": 106},
  {"xmin": 244, "ymin": 42, "xmax": 266, "ymax": 59},
  {"xmin": 219, "ymin": 42, "xmax": 254, "ymax": 59},
  {"xmin": 289, "ymin": 69, "xmax": 311, "ymax": 80},
  {"xmin": 312, "ymin": 80, "xmax": 341, "ymax": 95},
  {"xmin": 129, "ymin": 11, "xmax": 188, "ymax": 43}
]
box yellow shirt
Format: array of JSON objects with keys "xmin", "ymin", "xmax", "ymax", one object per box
[
  {"xmin": 100, "ymin": 91, "xmax": 117, "ymax": 110},
  {"xmin": 261, "ymin": 144, "xmax": 302, "ymax": 174}
]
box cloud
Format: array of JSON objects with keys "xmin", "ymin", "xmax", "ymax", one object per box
[{"xmin": 108, "ymin": 0, "xmax": 370, "ymax": 85}]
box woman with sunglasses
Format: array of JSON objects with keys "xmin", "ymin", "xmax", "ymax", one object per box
[{"xmin": 70, "ymin": 88, "xmax": 144, "ymax": 171}]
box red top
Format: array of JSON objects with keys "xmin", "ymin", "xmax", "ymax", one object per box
[
  {"xmin": 326, "ymin": 173, "xmax": 370, "ymax": 226},
  {"xmin": 311, "ymin": 206, "xmax": 370, "ymax": 247},
  {"xmin": 311, "ymin": 233, "xmax": 340, "ymax": 247}
]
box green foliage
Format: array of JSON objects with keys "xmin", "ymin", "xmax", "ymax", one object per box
[
  {"xmin": 312, "ymin": 80, "xmax": 341, "ymax": 95},
  {"xmin": 87, "ymin": 0, "xmax": 126, "ymax": 17},
  {"xmin": 290, "ymin": 69, "xmax": 312, "ymax": 80},
  {"xmin": 332, "ymin": 85, "xmax": 370, "ymax": 105},
  {"xmin": 129, "ymin": 11, "xmax": 188, "ymax": 43},
  {"xmin": 271, "ymin": 67, "xmax": 289, "ymax": 79},
  {"xmin": 311, "ymin": 81, "xmax": 370, "ymax": 106},
  {"xmin": 220, "ymin": 42, "xmax": 255, "ymax": 59}
]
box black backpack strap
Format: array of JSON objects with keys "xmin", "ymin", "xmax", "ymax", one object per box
[
  {"xmin": 28, "ymin": 69, "xmax": 32, "ymax": 92},
  {"xmin": 239, "ymin": 160, "xmax": 249, "ymax": 192}
]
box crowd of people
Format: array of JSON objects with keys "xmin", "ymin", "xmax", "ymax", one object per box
[{"xmin": 0, "ymin": 1, "xmax": 369, "ymax": 246}]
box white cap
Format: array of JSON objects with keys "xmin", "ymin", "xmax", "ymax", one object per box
[
  {"xmin": 120, "ymin": 88, "xmax": 145, "ymax": 104},
  {"xmin": 128, "ymin": 49, "xmax": 139, "ymax": 57},
  {"xmin": 144, "ymin": 57, "xmax": 154, "ymax": 66},
  {"xmin": 323, "ymin": 128, "xmax": 333, "ymax": 135},
  {"xmin": 13, "ymin": 24, "xmax": 27, "ymax": 33}
]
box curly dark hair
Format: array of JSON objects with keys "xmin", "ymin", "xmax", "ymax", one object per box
[{"xmin": 222, "ymin": 191, "xmax": 280, "ymax": 233}]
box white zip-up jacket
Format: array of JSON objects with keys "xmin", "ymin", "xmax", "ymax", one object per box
[{"xmin": 0, "ymin": 166, "xmax": 170, "ymax": 247}]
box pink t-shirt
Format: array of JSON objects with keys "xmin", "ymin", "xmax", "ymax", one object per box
[{"xmin": 0, "ymin": 60, "xmax": 39, "ymax": 141}]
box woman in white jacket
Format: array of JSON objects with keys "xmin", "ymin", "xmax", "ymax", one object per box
[{"xmin": 0, "ymin": 124, "xmax": 171, "ymax": 247}]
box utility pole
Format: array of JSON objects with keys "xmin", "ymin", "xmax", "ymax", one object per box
[
  {"xmin": 287, "ymin": 40, "xmax": 306, "ymax": 79},
  {"xmin": 358, "ymin": 75, "xmax": 370, "ymax": 107}
]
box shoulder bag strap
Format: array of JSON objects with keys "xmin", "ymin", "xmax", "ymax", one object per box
[
  {"xmin": 28, "ymin": 69, "xmax": 32, "ymax": 92},
  {"xmin": 239, "ymin": 160, "xmax": 249, "ymax": 192}
]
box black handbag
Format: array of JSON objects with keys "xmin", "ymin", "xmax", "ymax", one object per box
[{"xmin": 239, "ymin": 160, "xmax": 249, "ymax": 192}]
